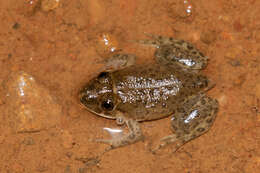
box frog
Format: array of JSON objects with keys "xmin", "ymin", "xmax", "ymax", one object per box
[{"xmin": 79, "ymin": 34, "xmax": 219, "ymax": 153}]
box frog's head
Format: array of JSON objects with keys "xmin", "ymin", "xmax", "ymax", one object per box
[{"xmin": 79, "ymin": 72, "xmax": 117, "ymax": 119}]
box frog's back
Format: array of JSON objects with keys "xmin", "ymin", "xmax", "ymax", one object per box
[{"xmin": 111, "ymin": 64, "xmax": 208, "ymax": 121}]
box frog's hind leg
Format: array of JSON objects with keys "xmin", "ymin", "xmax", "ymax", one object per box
[
  {"xmin": 134, "ymin": 33, "xmax": 208, "ymax": 70},
  {"xmin": 96, "ymin": 119, "xmax": 144, "ymax": 151},
  {"xmin": 153, "ymin": 94, "xmax": 218, "ymax": 153}
]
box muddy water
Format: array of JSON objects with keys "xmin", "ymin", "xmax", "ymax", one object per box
[{"xmin": 0, "ymin": 0, "xmax": 259, "ymax": 172}]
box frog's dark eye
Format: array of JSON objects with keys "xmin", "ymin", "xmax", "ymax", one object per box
[
  {"xmin": 98, "ymin": 72, "xmax": 109, "ymax": 79},
  {"xmin": 97, "ymin": 72, "xmax": 110, "ymax": 83},
  {"xmin": 101, "ymin": 99, "xmax": 114, "ymax": 111}
]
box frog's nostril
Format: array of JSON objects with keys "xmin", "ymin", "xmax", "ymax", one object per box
[{"xmin": 80, "ymin": 95, "xmax": 88, "ymax": 105}]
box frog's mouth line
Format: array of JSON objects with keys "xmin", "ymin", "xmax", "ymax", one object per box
[
  {"xmin": 83, "ymin": 105, "xmax": 116, "ymax": 120},
  {"xmin": 96, "ymin": 112, "xmax": 116, "ymax": 120}
]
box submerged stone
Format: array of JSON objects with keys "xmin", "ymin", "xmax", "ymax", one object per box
[{"xmin": 3, "ymin": 71, "xmax": 61, "ymax": 133}]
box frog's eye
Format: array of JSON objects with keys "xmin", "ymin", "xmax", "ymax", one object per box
[
  {"xmin": 101, "ymin": 99, "xmax": 114, "ymax": 111},
  {"xmin": 98, "ymin": 72, "xmax": 109, "ymax": 79},
  {"xmin": 97, "ymin": 72, "xmax": 110, "ymax": 84}
]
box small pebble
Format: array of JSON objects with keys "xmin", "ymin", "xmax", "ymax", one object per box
[
  {"xmin": 12, "ymin": 23, "xmax": 21, "ymax": 30},
  {"xmin": 78, "ymin": 167, "xmax": 87, "ymax": 173},
  {"xmin": 61, "ymin": 130, "xmax": 74, "ymax": 149},
  {"xmin": 217, "ymin": 94, "xmax": 228, "ymax": 107},
  {"xmin": 167, "ymin": 0, "xmax": 194, "ymax": 19},
  {"xmin": 244, "ymin": 156, "xmax": 260, "ymax": 173},
  {"xmin": 94, "ymin": 32, "xmax": 120, "ymax": 57},
  {"xmin": 87, "ymin": 0, "xmax": 105, "ymax": 25},
  {"xmin": 22, "ymin": 137, "xmax": 35, "ymax": 145},
  {"xmin": 255, "ymin": 83, "xmax": 260, "ymax": 98},
  {"xmin": 200, "ymin": 30, "xmax": 217, "ymax": 44},
  {"xmin": 254, "ymin": 29, "xmax": 260, "ymax": 42},
  {"xmin": 68, "ymin": 101, "xmax": 80, "ymax": 118},
  {"xmin": 0, "ymin": 135, "xmax": 5, "ymax": 144},
  {"xmin": 41, "ymin": 0, "xmax": 60, "ymax": 12},
  {"xmin": 21, "ymin": 0, "xmax": 40, "ymax": 16},
  {"xmin": 225, "ymin": 47, "xmax": 243, "ymax": 59},
  {"xmin": 64, "ymin": 165, "xmax": 71, "ymax": 173},
  {"xmin": 228, "ymin": 59, "xmax": 241, "ymax": 67},
  {"xmin": 233, "ymin": 20, "xmax": 244, "ymax": 32}
]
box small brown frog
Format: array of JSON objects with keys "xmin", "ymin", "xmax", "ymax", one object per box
[{"xmin": 79, "ymin": 34, "xmax": 218, "ymax": 152}]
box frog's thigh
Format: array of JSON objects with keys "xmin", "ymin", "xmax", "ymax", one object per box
[
  {"xmin": 97, "ymin": 119, "xmax": 144, "ymax": 149},
  {"xmin": 155, "ymin": 94, "xmax": 218, "ymax": 152},
  {"xmin": 173, "ymin": 95, "xmax": 218, "ymax": 141},
  {"xmin": 103, "ymin": 54, "xmax": 136, "ymax": 71}
]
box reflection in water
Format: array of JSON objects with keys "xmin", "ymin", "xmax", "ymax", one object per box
[
  {"xmin": 103, "ymin": 127, "xmax": 124, "ymax": 139},
  {"xmin": 184, "ymin": 0, "xmax": 193, "ymax": 16},
  {"xmin": 184, "ymin": 109, "xmax": 198, "ymax": 124}
]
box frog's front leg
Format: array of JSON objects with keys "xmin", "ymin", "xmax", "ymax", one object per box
[
  {"xmin": 153, "ymin": 94, "xmax": 218, "ymax": 153},
  {"xmin": 101, "ymin": 54, "xmax": 136, "ymax": 72},
  {"xmin": 96, "ymin": 116, "xmax": 144, "ymax": 149},
  {"xmin": 137, "ymin": 33, "xmax": 208, "ymax": 70}
]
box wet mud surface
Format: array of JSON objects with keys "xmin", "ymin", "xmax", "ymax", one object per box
[{"xmin": 0, "ymin": 0, "xmax": 259, "ymax": 172}]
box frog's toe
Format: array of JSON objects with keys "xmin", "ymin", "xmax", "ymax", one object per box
[
  {"xmin": 95, "ymin": 119, "xmax": 144, "ymax": 149},
  {"xmin": 152, "ymin": 134, "xmax": 181, "ymax": 154},
  {"xmin": 95, "ymin": 138, "xmax": 122, "ymax": 148},
  {"xmin": 95, "ymin": 127, "xmax": 125, "ymax": 147},
  {"xmin": 96, "ymin": 133, "xmax": 144, "ymax": 149},
  {"xmin": 160, "ymin": 134, "xmax": 178, "ymax": 142}
]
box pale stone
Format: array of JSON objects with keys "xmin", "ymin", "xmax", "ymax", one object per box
[{"xmin": 3, "ymin": 71, "xmax": 61, "ymax": 133}]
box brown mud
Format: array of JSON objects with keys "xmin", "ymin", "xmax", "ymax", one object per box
[{"xmin": 0, "ymin": 0, "xmax": 259, "ymax": 172}]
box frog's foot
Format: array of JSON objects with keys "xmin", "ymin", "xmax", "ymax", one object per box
[
  {"xmin": 96, "ymin": 119, "xmax": 144, "ymax": 150},
  {"xmin": 153, "ymin": 94, "xmax": 218, "ymax": 154},
  {"xmin": 152, "ymin": 134, "xmax": 184, "ymax": 154},
  {"xmin": 101, "ymin": 54, "xmax": 136, "ymax": 72}
]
